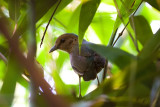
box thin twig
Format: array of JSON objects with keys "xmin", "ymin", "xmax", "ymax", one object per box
[
  {"xmin": 102, "ymin": 0, "xmax": 120, "ymax": 82},
  {"xmin": 129, "ymin": 0, "xmax": 143, "ymax": 53},
  {"xmin": 112, "ymin": 0, "xmax": 143, "ymax": 48},
  {"xmin": 108, "ymin": 28, "xmax": 118, "ymax": 46},
  {"xmin": 113, "ymin": 22, "xmax": 129, "ymax": 46},
  {"xmin": 40, "ymin": 0, "xmax": 62, "ymax": 48},
  {"xmin": 0, "ymin": 52, "xmax": 7, "ymax": 64},
  {"xmin": 103, "ymin": 0, "xmax": 143, "ymax": 81},
  {"xmin": 113, "ymin": 0, "xmax": 122, "ymax": 20},
  {"xmin": 102, "ymin": 60, "xmax": 108, "ymax": 81}
]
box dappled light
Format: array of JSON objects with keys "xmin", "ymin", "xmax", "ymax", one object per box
[{"xmin": 0, "ymin": 0, "xmax": 160, "ymax": 107}]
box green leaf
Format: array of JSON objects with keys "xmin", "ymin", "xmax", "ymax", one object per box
[
  {"xmin": 66, "ymin": 80, "xmax": 91, "ymax": 97},
  {"xmin": 36, "ymin": 0, "xmax": 73, "ymax": 28},
  {"xmin": 14, "ymin": 0, "xmax": 64, "ymax": 36},
  {"xmin": 130, "ymin": 16, "xmax": 153, "ymax": 46},
  {"xmin": 0, "ymin": 54, "xmax": 22, "ymax": 106},
  {"xmin": 78, "ymin": 0, "xmax": 100, "ymax": 47},
  {"xmin": 87, "ymin": 44, "xmax": 136, "ymax": 69},
  {"xmin": 56, "ymin": 51, "xmax": 69, "ymax": 72},
  {"xmin": 52, "ymin": 70, "xmax": 70, "ymax": 95},
  {"xmin": 35, "ymin": 0, "xmax": 58, "ymax": 21},
  {"xmin": 91, "ymin": 12, "xmax": 115, "ymax": 45},
  {"xmin": 138, "ymin": 29, "xmax": 160, "ymax": 66},
  {"xmin": 8, "ymin": 0, "xmax": 20, "ymax": 21},
  {"xmin": 144, "ymin": 0, "xmax": 160, "ymax": 11},
  {"xmin": 109, "ymin": 0, "xmax": 143, "ymax": 45},
  {"xmin": 67, "ymin": 4, "xmax": 81, "ymax": 34}
]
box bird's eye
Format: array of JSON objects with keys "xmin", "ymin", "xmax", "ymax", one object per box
[{"xmin": 60, "ymin": 39, "xmax": 65, "ymax": 43}]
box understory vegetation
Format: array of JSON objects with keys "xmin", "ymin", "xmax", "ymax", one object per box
[{"xmin": 0, "ymin": 0, "xmax": 160, "ymax": 106}]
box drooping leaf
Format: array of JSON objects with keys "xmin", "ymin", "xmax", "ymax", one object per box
[
  {"xmin": 67, "ymin": 4, "xmax": 81, "ymax": 34},
  {"xmin": 144, "ymin": 0, "xmax": 160, "ymax": 11},
  {"xmin": 0, "ymin": 53, "xmax": 22, "ymax": 106},
  {"xmin": 15, "ymin": 0, "xmax": 72, "ymax": 37},
  {"xmin": 8, "ymin": 0, "xmax": 20, "ymax": 21},
  {"xmin": 35, "ymin": 0, "xmax": 58, "ymax": 21},
  {"xmin": 138, "ymin": 29, "xmax": 160, "ymax": 67},
  {"xmin": 78, "ymin": 0, "xmax": 100, "ymax": 48},
  {"xmin": 36, "ymin": 0, "xmax": 73, "ymax": 28},
  {"xmin": 91, "ymin": 12, "xmax": 115, "ymax": 45},
  {"xmin": 14, "ymin": 0, "xmax": 58, "ymax": 36},
  {"xmin": 52, "ymin": 70, "xmax": 70, "ymax": 95},
  {"xmin": 109, "ymin": 0, "xmax": 142, "ymax": 45},
  {"xmin": 87, "ymin": 44, "xmax": 136, "ymax": 69},
  {"xmin": 130, "ymin": 16, "xmax": 153, "ymax": 46}
]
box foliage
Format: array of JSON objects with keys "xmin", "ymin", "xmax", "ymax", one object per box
[{"xmin": 0, "ymin": 0, "xmax": 160, "ymax": 107}]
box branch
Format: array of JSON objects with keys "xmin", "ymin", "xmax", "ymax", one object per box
[
  {"xmin": 103, "ymin": 0, "xmax": 143, "ymax": 80},
  {"xmin": 0, "ymin": 17, "xmax": 69, "ymax": 107},
  {"xmin": 40, "ymin": 0, "xmax": 62, "ymax": 48},
  {"xmin": 112, "ymin": 0, "xmax": 143, "ymax": 49},
  {"xmin": 113, "ymin": 22, "xmax": 129, "ymax": 46}
]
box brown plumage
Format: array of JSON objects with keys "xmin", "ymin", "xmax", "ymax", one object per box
[{"xmin": 49, "ymin": 33, "xmax": 105, "ymax": 97}]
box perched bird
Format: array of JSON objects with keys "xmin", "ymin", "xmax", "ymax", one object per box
[{"xmin": 49, "ymin": 33, "xmax": 105, "ymax": 97}]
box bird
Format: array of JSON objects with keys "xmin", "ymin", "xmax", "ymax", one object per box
[{"xmin": 49, "ymin": 33, "xmax": 106, "ymax": 97}]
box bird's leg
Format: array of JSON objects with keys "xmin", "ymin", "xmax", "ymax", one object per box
[
  {"xmin": 97, "ymin": 76, "xmax": 100, "ymax": 86},
  {"xmin": 79, "ymin": 75, "xmax": 82, "ymax": 98}
]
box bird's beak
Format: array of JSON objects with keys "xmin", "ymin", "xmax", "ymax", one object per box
[{"xmin": 49, "ymin": 45, "xmax": 57, "ymax": 53}]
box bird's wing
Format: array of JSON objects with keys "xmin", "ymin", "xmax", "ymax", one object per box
[{"xmin": 70, "ymin": 54, "xmax": 91, "ymax": 75}]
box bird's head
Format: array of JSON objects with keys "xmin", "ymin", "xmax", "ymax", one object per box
[{"xmin": 49, "ymin": 33, "xmax": 78, "ymax": 53}]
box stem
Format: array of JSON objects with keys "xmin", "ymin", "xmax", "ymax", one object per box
[
  {"xmin": 108, "ymin": 28, "xmax": 118, "ymax": 46},
  {"xmin": 0, "ymin": 17, "xmax": 69, "ymax": 107},
  {"xmin": 103, "ymin": 60, "xmax": 108, "ymax": 81},
  {"xmin": 40, "ymin": 0, "xmax": 62, "ymax": 48},
  {"xmin": 0, "ymin": 52, "xmax": 7, "ymax": 64},
  {"xmin": 113, "ymin": 22, "xmax": 129, "ymax": 46},
  {"xmin": 97, "ymin": 76, "xmax": 100, "ymax": 86},
  {"xmin": 112, "ymin": 0, "xmax": 143, "ymax": 47},
  {"xmin": 103, "ymin": 0, "xmax": 143, "ymax": 81}
]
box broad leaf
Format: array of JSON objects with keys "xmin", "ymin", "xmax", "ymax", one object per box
[
  {"xmin": 52, "ymin": 70, "xmax": 70, "ymax": 95},
  {"xmin": 78, "ymin": 0, "xmax": 100, "ymax": 47},
  {"xmin": 0, "ymin": 54, "xmax": 22, "ymax": 106},
  {"xmin": 8, "ymin": 0, "xmax": 20, "ymax": 21},
  {"xmin": 138, "ymin": 29, "xmax": 160, "ymax": 67},
  {"xmin": 67, "ymin": 4, "xmax": 81, "ymax": 34},
  {"xmin": 87, "ymin": 44, "xmax": 136, "ymax": 69},
  {"xmin": 109, "ymin": 0, "xmax": 143, "ymax": 45},
  {"xmin": 91, "ymin": 12, "xmax": 115, "ymax": 45},
  {"xmin": 8, "ymin": 0, "xmax": 21, "ymax": 22},
  {"xmin": 144, "ymin": 0, "xmax": 160, "ymax": 11},
  {"xmin": 130, "ymin": 16, "xmax": 153, "ymax": 46}
]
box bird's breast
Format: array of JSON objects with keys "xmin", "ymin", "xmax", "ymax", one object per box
[{"xmin": 69, "ymin": 53, "xmax": 91, "ymax": 75}]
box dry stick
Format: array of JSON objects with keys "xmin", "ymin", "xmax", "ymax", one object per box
[{"xmin": 40, "ymin": 0, "xmax": 62, "ymax": 48}]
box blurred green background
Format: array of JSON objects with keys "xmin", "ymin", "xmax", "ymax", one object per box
[{"xmin": 0, "ymin": 0, "xmax": 160, "ymax": 106}]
